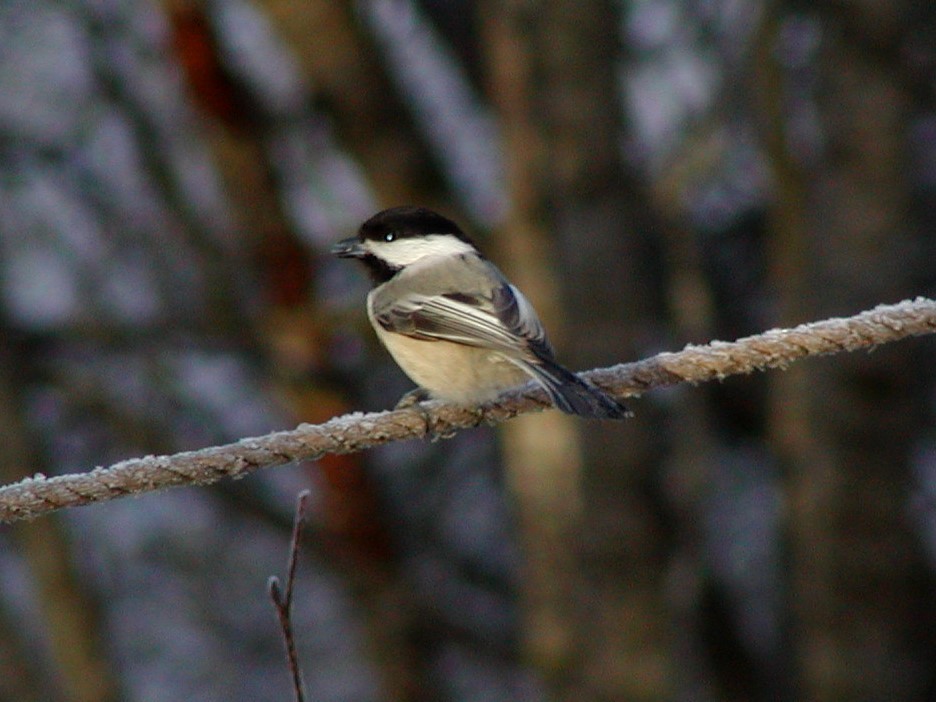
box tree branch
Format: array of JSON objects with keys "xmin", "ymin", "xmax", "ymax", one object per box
[
  {"xmin": 268, "ymin": 490, "xmax": 312, "ymax": 702},
  {"xmin": 1, "ymin": 297, "xmax": 934, "ymax": 524}
]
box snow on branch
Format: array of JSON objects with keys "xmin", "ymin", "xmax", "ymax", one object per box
[{"xmin": 1, "ymin": 297, "xmax": 934, "ymax": 524}]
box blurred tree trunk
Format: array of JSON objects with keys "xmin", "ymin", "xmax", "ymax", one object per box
[
  {"xmin": 0, "ymin": 349, "xmax": 121, "ymax": 702},
  {"xmin": 259, "ymin": 0, "xmax": 452, "ymax": 210},
  {"xmin": 169, "ymin": 2, "xmax": 421, "ymax": 698},
  {"xmin": 480, "ymin": 1, "xmax": 591, "ymax": 689},
  {"xmin": 481, "ymin": 1, "xmax": 673, "ymax": 699},
  {"xmin": 0, "ymin": 596, "xmax": 43, "ymax": 702},
  {"xmin": 760, "ymin": 3, "xmax": 936, "ymax": 699}
]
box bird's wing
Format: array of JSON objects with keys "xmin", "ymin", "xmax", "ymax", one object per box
[{"xmin": 372, "ymin": 283, "xmax": 552, "ymax": 360}]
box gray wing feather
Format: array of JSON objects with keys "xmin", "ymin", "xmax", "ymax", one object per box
[
  {"xmin": 371, "ymin": 260, "xmax": 551, "ymax": 360},
  {"xmin": 374, "ymin": 287, "xmax": 550, "ymax": 359}
]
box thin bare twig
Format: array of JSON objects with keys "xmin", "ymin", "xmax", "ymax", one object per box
[
  {"xmin": 0, "ymin": 297, "xmax": 934, "ymax": 524},
  {"xmin": 268, "ymin": 490, "xmax": 312, "ymax": 702}
]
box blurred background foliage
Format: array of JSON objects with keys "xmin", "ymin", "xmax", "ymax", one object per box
[{"xmin": 0, "ymin": 0, "xmax": 934, "ymax": 700}]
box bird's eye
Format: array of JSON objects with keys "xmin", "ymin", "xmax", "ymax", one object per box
[{"xmin": 384, "ymin": 232, "xmax": 396, "ymax": 242}]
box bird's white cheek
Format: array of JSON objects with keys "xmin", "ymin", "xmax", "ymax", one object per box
[{"xmin": 365, "ymin": 235, "xmax": 476, "ymax": 267}]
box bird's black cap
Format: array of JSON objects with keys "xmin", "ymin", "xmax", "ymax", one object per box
[{"xmin": 358, "ymin": 206, "xmax": 475, "ymax": 245}]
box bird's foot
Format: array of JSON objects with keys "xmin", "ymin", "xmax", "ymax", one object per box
[
  {"xmin": 394, "ymin": 389, "xmax": 454, "ymax": 441},
  {"xmin": 394, "ymin": 388, "xmax": 430, "ymax": 410}
]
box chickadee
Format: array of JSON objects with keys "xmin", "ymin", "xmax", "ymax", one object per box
[{"xmin": 332, "ymin": 206, "xmax": 629, "ymax": 419}]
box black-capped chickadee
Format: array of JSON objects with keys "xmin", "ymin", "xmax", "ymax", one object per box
[{"xmin": 332, "ymin": 206, "xmax": 629, "ymax": 419}]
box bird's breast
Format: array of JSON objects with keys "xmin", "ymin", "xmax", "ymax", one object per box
[{"xmin": 372, "ymin": 325, "xmax": 529, "ymax": 404}]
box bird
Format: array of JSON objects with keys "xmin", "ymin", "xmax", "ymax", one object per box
[{"xmin": 331, "ymin": 206, "xmax": 629, "ymax": 419}]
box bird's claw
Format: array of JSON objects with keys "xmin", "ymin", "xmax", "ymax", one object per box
[
  {"xmin": 394, "ymin": 388, "xmax": 430, "ymax": 410},
  {"xmin": 395, "ymin": 389, "xmax": 452, "ymax": 441},
  {"xmin": 394, "ymin": 390, "xmax": 491, "ymax": 441}
]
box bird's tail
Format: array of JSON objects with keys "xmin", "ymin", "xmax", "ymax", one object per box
[{"xmin": 526, "ymin": 358, "xmax": 631, "ymax": 420}]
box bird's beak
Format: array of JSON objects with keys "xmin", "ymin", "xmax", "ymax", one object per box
[{"xmin": 331, "ymin": 237, "xmax": 366, "ymax": 258}]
